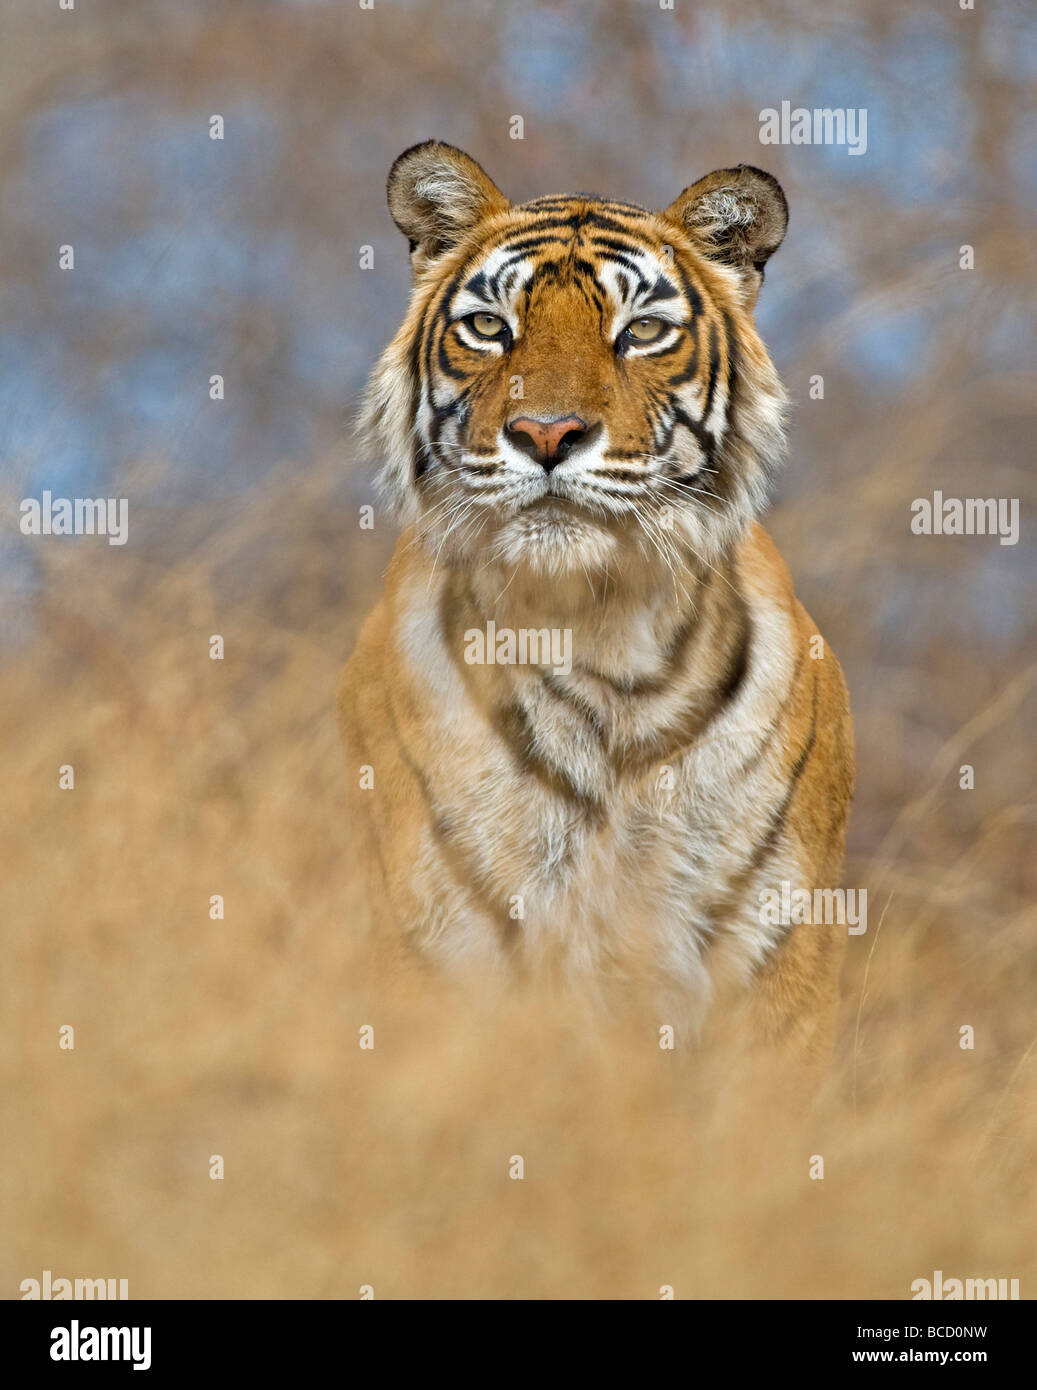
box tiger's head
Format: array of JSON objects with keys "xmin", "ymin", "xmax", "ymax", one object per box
[{"xmin": 362, "ymin": 141, "xmax": 790, "ymax": 578}]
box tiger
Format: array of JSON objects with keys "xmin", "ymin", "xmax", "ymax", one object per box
[{"xmin": 338, "ymin": 141, "xmax": 855, "ymax": 1065}]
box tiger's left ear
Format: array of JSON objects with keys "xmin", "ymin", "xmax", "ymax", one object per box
[
  {"xmin": 663, "ymin": 165, "xmax": 788, "ymax": 302},
  {"xmin": 387, "ymin": 141, "xmax": 509, "ymax": 276}
]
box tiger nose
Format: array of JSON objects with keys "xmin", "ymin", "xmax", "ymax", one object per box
[{"xmin": 506, "ymin": 415, "xmax": 588, "ymax": 471}]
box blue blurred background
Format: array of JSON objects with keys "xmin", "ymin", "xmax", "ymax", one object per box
[{"xmin": 1, "ymin": 0, "xmax": 1034, "ymax": 857}]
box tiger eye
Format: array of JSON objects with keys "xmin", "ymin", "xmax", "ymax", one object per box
[
  {"xmin": 470, "ymin": 312, "xmax": 505, "ymax": 338},
  {"xmin": 626, "ymin": 316, "xmax": 665, "ymax": 342}
]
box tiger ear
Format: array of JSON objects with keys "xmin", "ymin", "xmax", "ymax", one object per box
[
  {"xmin": 387, "ymin": 141, "xmax": 509, "ymax": 272},
  {"xmin": 663, "ymin": 165, "xmax": 788, "ymax": 298}
]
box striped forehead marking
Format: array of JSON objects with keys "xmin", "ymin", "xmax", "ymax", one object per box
[{"xmin": 450, "ymin": 205, "xmax": 688, "ymax": 322}]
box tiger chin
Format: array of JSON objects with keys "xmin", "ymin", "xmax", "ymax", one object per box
[{"xmin": 338, "ymin": 142, "xmax": 855, "ymax": 1075}]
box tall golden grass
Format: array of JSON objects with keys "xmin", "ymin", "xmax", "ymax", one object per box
[{"xmin": 3, "ymin": 460, "xmax": 1034, "ymax": 1300}]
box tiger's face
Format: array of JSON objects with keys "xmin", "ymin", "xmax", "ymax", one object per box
[{"xmin": 363, "ymin": 143, "xmax": 790, "ymax": 577}]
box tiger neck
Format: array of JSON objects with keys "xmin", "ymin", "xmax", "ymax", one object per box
[{"xmin": 438, "ymin": 544, "xmax": 737, "ymax": 691}]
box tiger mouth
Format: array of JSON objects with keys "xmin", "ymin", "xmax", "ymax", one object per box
[
  {"xmin": 523, "ymin": 494, "xmax": 578, "ymax": 511},
  {"xmin": 519, "ymin": 493, "xmax": 617, "ymax": 526}
]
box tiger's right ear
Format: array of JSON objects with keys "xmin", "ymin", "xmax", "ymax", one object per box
[
  {"xmin": 663, "ymin": 165, "xmax": 788, "ymax": 306},
  {"xmin": 387, "ymin": 142, "xmax": 509, "ymax": 273}
]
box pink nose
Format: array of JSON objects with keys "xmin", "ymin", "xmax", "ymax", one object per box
[{"xmin": 506, "ymin": 415, "xmax": 588, "ymax": 470}]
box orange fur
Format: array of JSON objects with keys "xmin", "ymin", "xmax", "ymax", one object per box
[{"xmin": 339, "ymin": 145, "xmax": 854, "ymax": 1066}]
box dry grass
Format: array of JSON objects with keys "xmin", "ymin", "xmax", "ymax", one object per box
[{"xmin": 3, "ymin": 461, "xmax": 1034, "ymax": 1301}]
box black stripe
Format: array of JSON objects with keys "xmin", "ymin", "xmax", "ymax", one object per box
[
  {"xmin": 735, "ymin": 644, "xmax": 808, "ymax": 781},
  {"xmin": 575, "ymin": 274, "xmax": 607, "ymax": 312},
  {"xmin": 671, "ymin": 405, "xmax": 716, "ymax": 463},
  {"xmin": 650, "ymin": 273, "xmax": 680, "ymax": 301},
  {"xmin": 698, "ymin": 661, "xmax": 820, "ymax": 949},
  {"xmin": 492, "ymin": 232, "xmax": 567, "ymax": 259},
  {"xmin": 425, "ymin": 260, "xmax": 468, "ymax": 390},
  {"xmin": 520, "ymin": 197, "xmax": 647, "ymax": 217},
  {"xmin": 748, "ymin": 669, "xmax": 820, "ymax": 871},
  {"xmin": 588, "ymin": 248, "xmax": 652, "ymax": 287},
  {"xmin": 488, "ymin": 246, "xmax": 551, "ymax": 295},
  {"xmin": 716, "ymin": 604, "xmax": 751, "ymax": 708},
  {"xmin": 575, "ymin": 255, "xmax": 649, "ymax": 297},
  {"xmin": 624, "ymin": 584, "xmax": 751, "ymax": 763},
  {"xmin": 587, "ymin": 234, "xmax": 652, "ymax": 257},
  {"xmin": 666, "ymin": 334, "xmax": 700, "ymax": 387},
  {"xmin": 646, "ymin": 335, "xmax": 685, "ymax": 361},
  {"xmin": 435, "ymin": 575, "xmax": 606, "ymax": 822},
  {"xmin": 414, "ymin": 438, "xmax": 433, "ymax": 479},
  {"xmin": 721, "ymin": 307, "xmax": 739, "ymax": 428},
  {"xmin": 673, "ymin": 260, "xmax": 705, "ymax": 320},
  {"xmin": 584, "ymin": 211, "xmax": 650, "ymax": 234},
  {"xmin": 501, "ymin": 213, "xmax": 586, "ymax": 234},
  {"xmin": 700, "ymin": 318, "xmax": 721, "ymax": 425},
  {"xmin": 436, "ymin": 329, "xmax": 467, "ymax": 380},
  {"xmin": 408, "ymin": 320, "xmax": 428, "ymax": 481},
  {"xmin": 383, "ymin": 673, "xmax": 519, "ymax": 949},
  {"xmin": 590, "ymin": 234, "xmax": 652, "ymax": 260},
  {"xmin": 570, "ymin": 586, "xmax": 710, "ymax": 701},
  {"xmin": 494, "ymin": 698, "xmax": 606, "ymax": 819}
]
